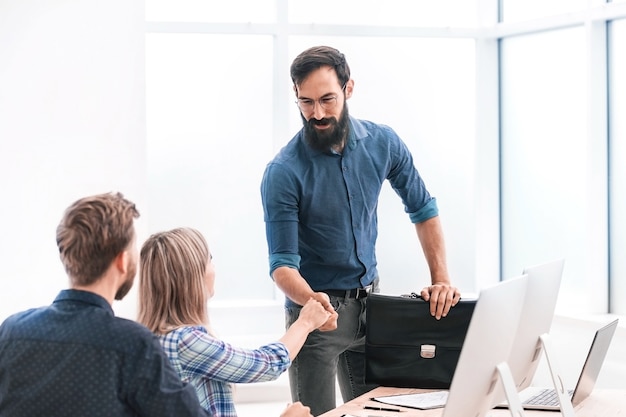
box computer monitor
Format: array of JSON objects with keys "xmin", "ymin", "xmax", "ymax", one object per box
[
  {"xmin": 505, "ymin": 258, "xmax": 565, "ymax": 391},
  {"xmin": 442, "ymin": 274, "xmax": 529, "ymax": 417}
]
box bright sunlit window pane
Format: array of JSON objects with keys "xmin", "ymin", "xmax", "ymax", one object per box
[
  {"xmin": 609, "ymin": 19, "xmax": 626, "ymax": 314},
  {"xmin": 500, "ymin": 28, "xmax": 591, "ymax": 314},
  {"xmin": 286, "ymin": 37, "xmax": 477, "ymax": 294},
  {"xmin": 145, "ymin": 34, "xmax": 275, "ymax": 300},
  {"xmin": 501, "ymin": 0, "xmax": 586, "ymax": 23},
  {"xmin": 145, "ymin": 0, "xmax": 275, "ymax": 23},
  {"xmin": 289, "ymin": 0, "xmax": 477, "ymax": 27}
]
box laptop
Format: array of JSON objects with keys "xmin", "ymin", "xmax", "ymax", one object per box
[{"xmin": 503, "ymin": 318, "xmax": 619, "ymax": 411}]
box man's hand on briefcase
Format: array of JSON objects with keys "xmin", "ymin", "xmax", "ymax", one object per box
[{"xmin": 420, "ymin": 282, "xmax": 461, "ymax": 320}]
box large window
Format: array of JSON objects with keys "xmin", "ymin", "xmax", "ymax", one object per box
[
  {"xmin": 145, "ymin": 1, "xmax": 626, "ymax": 316},
  {"xmin": 145, "ymin": 35, "xmax": 476, "ymax": 301},
  {"xmin": 144, "ymin": 5, "xmax": 477, "ymax": 302},
  {"xmin": 500, "ymin": 27, "xmax": 597, "ymax": 314}
]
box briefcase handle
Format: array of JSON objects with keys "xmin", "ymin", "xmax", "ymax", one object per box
[
  {"xmin": 401, "ymin": 292, "xmax": 467, "ymax": 301},
  {"xmin": 401, "ymin": 292, "xmax": 422, "ymax": 299}
]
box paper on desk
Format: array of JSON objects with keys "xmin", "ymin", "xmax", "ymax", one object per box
[{"xmin": 372, "ymin": 390, "xmax": 449, "ymax": 410}]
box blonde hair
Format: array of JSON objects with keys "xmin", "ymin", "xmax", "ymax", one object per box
[{"xmin": 138, "ymin": 227, "xmax": 210, "ymax": 334}]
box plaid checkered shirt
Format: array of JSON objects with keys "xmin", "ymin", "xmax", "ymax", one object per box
[{"xmin": 159, "ymin": 326, "xmax": 291, "ymax": 417}]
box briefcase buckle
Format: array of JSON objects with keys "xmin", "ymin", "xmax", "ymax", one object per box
[{"xmin": 420, "ymin": 344, "xmax": 436, "ymax": 359}]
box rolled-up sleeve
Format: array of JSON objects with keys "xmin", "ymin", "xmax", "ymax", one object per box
[
  {"xmin": 261, "ymin": 163, "xmax": 302, "ymax": 276},
  {"xmin": 408, "ymin": 198, "xmax": 439, "ymax": 224}
]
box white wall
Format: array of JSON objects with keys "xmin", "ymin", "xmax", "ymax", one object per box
[{"xmin": 0, "ymin": 0, "xmax": 145, "ymax": 321}]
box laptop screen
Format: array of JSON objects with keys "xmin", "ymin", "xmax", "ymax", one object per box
[{"xmin": 571, "ymin": 319, "xmax": 619, "ymax": 406}]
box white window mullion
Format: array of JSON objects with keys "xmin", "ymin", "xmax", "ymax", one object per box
[
  {"xmin": 474, "ymin": 0, "xmax": 502, "ymax": 287},
  {"xmin": 584, "ymin": 7, "xmax": 610, "ymax": 313}
]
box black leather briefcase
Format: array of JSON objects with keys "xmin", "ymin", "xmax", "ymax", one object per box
[{"xmin": 365, "ymin": 293, "xmax": 476, "ymax": 389}]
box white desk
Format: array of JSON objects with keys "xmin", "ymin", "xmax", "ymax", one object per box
[{"xmin": 319, "ymin": 386, "xmax": 626, "ymax": 417}]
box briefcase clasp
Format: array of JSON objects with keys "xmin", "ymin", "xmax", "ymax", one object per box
[{"xmin": 420, "ymin": 344, "xmax": 436, "ymax": 358}]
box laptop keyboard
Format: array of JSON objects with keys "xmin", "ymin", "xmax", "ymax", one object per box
[{"xmin": 524, "ymin": 388, "xmax": 574, "ymax": 407}]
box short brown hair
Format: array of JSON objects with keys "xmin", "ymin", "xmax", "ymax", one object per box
[
  {"xmin": 56, "ymin": 192, "xmax": 139, "ymax": 286},
  {"xmin": 290, "ymin": 45, "xmax": 351, "ymax": 89}
]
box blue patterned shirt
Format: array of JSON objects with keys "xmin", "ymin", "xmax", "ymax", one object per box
[
  {"xmin": 0, "ymin": 290, "xmax": 208, "ymax": 417},
  {"xmin": 261, "ymin": 116, "xmax": 438, "ymax": 294},
  {"xmin": 159, "ymin": 326, "xmax": 291, "ymax": 417}
]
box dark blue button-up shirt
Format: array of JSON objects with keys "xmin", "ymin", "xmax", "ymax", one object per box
[
  {"xmin": 0, "ymin": 289, "xmax": 209, "ymax": 417},
  {"xmin": 261, "ymin": 117, "xmax": 438, "ymax": 296}
]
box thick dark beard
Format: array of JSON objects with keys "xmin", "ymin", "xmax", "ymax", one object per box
[{"xmin": 302, "ymin": 104, "xmax": 350, "ymax": 152}]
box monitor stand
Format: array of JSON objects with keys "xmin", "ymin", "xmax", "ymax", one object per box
[
  {"xmin": 538, "ymin": 333, "xmax": 577, "ymax": 417},
  {"xmin": 495, "ymin": 362, "xmax": 526, "ymax": 417}
]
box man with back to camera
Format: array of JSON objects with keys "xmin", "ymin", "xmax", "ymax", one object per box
[{"xmin": 261, "ymin": 45, "xmax": 461, "ymax": 415}]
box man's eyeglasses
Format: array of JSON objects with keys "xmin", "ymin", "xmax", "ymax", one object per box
[
  {"xmin": 295, "ymin": 83, "xmax": 347, "ymax": 113},
  {"xmin": 295, "ymin": 96, "xmax": 340, "ymax": 113}
]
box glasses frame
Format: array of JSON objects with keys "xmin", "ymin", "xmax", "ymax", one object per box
[{"xmin": 295, "ymin": 83, "xmax": 347, "ymax": 113}]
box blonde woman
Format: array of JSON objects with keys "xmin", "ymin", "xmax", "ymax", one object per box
[{"xmin": 138, "ymin": 227, "xmax": 333, "ymax": 417}]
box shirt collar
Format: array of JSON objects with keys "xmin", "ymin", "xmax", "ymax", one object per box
[{"xmin": 53, "ymin": 289, "xmax": 114, "ymax": 316}]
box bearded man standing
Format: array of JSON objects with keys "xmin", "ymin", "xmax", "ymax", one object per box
[{"xmin": 261, "ymin": 45, "xmax": 461, "ymax": 416}]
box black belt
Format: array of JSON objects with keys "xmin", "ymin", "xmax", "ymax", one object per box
[{"xmin": 322, "ymin": 285, "xmax": 372, "ymax": 299}]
